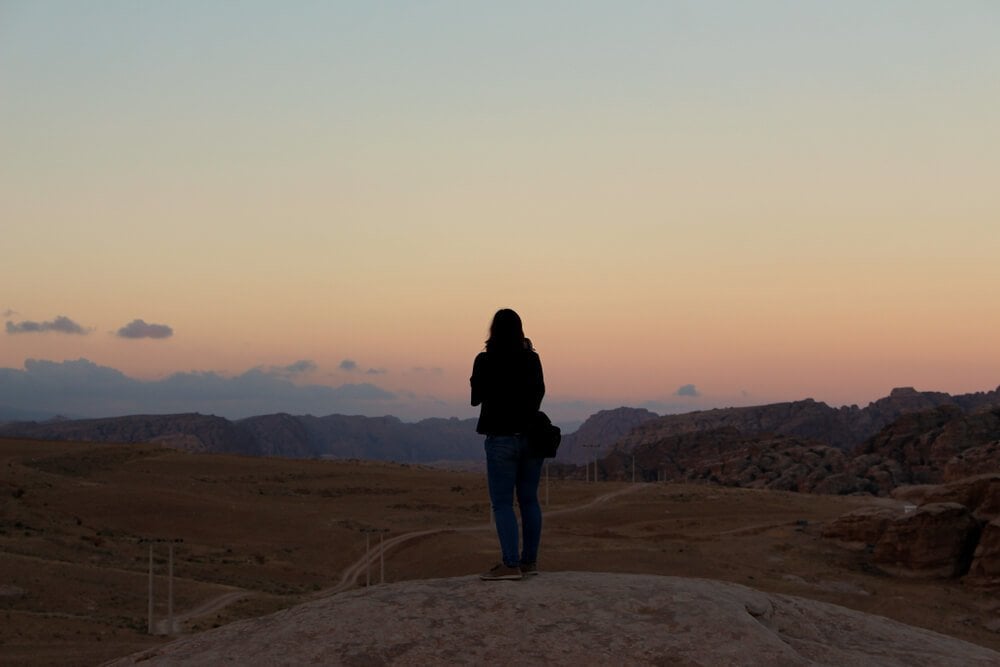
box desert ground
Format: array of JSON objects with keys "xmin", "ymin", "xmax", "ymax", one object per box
[{"xmin": 2, "ymin": 437, "xmax": 998, "ymax": 666}]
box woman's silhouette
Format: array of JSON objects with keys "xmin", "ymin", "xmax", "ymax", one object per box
[{"xmin": 470, "ymin": 308, "xmax": 545, "ymax": 580}]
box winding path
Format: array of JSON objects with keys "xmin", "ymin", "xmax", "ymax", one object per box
[
  {"xmin": 154, "ymin": 591, "xmax": 249, "ymax": 635},
  {"xmin": 166, "ymin": 482, "xmax": 650, "ymax": 630},
  {"xmin": 318, "ymin": 481, "xmax": 648, "ymax": 595}
]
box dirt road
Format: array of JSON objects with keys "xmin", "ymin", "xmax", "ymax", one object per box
[{"xmin": 167, "ymin": 483, "xmax": 648, "ymax": 629}]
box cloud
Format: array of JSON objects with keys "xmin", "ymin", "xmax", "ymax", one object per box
[
  {"xmin": 284, "ymin": 360, "xmax": 317, "ymax": 374},
  {"xmin": 410, "ymin": 367, "xmax": 444, "ymax": 376},
  {"xmin": 5, "ymin": 315, "xmax": 89, "ymax": 335},
  {"xmin": 116, "ymin": 319, "xmax": 174, "ymax": 339},
  {"xmin": 675, "ymin": 384, "xmax": 700, "ymax": 397},
  {"xmin": 0, "ymin": 358, "xmax": 399, "ymax": 420},
  {"xmin": 336, "ymin": 360, "xmax": 385, "ymax": 376}
]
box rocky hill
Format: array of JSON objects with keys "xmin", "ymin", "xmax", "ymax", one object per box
[
  {"xmin": 594, "ymin": 405, "xmax": 1000, "ymax": 497},
  {"xmin": 850, "ymin": 405, "xmax": 1000, "ymax": 492},
  {"xmin": 607, "ymin": 387, "xmax": 1000, "ymax": 457},
  {"xmin": 556, "ymin": 406, "xmax": 659, "ymax": 463}
]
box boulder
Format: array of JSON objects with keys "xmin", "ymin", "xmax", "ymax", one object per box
[
  {"xmin": 967, "ymin": 518, "xmax": 1000, "ymax": 586},
  {"xmin": 108, "ymin": 573, "xmax": 1000, "ymax": 666},
  {"xmin": 892, "ymin": 474, "xmax": 1000, "ymax": 522},
  {"xmin": 822, "ymin": 507, "xmax": 902, "ymax": 550},
  {"xmin": 873, "ymin": 503, "xmax": 981, "ymax": 578},
  {"xmin": 944, "ymin": 441, "xmax": 1000, "ymax": 482}
]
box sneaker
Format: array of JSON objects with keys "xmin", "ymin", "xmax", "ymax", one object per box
[
  {"xmin": 479, "ymin": 563, "xmax": 523, "ymax": 581},
  {"xmin": 519, "ymin": 562, "xmax": 539, "ymax": 576}
]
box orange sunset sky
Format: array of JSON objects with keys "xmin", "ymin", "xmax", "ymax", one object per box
[{"xmin": 2, "ymin": 2, "xmax": 999, "ymax": 424}]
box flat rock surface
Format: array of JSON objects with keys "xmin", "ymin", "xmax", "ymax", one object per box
[{"xmin": 111, "ymin": 572, "xmax": 1000, "ymax": 666}]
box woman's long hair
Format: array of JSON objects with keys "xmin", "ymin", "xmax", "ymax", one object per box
[{"xmin": 485, "ymin": 308, "xmax": 533, "ymax": 352}]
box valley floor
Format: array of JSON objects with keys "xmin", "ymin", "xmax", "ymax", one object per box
[{"xmin": 1, "ymin": 438, "xmax": 998, "ymax": 665}]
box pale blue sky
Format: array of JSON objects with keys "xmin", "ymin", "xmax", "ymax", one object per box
[{"xmin": 2, "ymin": 1, "xmax": 999, "ymax": 422}]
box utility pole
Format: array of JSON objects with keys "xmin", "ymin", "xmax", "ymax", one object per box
[
  {"xmin": 544, "ymin": 461, "xmax": 550, "ymax": 506},
  {"xmin": 582, "ymin": 444, "xmax": 601, "ymax": 483},
  {"xmin": 361, "ymin": 528, "xmax": 390, "ymax": 586},
  {"xmin": 141, "ymin": 537, "xmax": 182, "ymax": 635},
  {"xmin": 167, "ymin": 543, "xmax": 175, "ymax": 634},
  {"xmin": 147, "ymin": 544, "xmax": 154, "ymax": 634},
  {"xmin": 361, "ymin": 528, "xmax": 374, "ymax": 587}
]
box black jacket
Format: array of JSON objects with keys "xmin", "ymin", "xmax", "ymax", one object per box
[{"xmin": 470, "ymin": 348, "xmax": 545, "ymax": 435}]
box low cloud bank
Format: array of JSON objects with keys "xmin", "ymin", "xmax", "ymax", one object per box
[
  {"xmin": 0, "ymin": 361, "xmax": 729, "ymax": 428},
  {"xmin": 0, "ymin": 358, "xmax": 403, "ymax": 420}
]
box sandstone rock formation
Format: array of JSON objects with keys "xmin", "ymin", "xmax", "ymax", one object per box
[
  {"xmin": 109, "ymin": 573, "xmax": 1000, "ymax": 666},
  {"xmin": 556, "ymin": 407, "xmax": 659, "ymax": 464},
  {"xmin": 597, "ymin": 428, "xmax": 877, "ymax": 494},
  {"xmin": 826, "ymin": 476, "xmax": 1000, "ymax": 582},
  {"xmin": 852, "ymin": 406, "xmax": 1000, "ymax": 489},
  {"xmin": 891, "ymin": 474, "xmax": 1000, "ymax": 522},
  {"xmin": 609, "ymin": 387, "xmax": 1000, "ymax": 458},
  {"xmin": 821, "ymin": 506, "xmax": 903, "ymax": 550},
  {"xmin": 872, "ymin": 503, "xmax": 981, "ymax": 578},
  {"xmin": 968, "ymin": 518, "xmax": 1000, "ymax": 586}
]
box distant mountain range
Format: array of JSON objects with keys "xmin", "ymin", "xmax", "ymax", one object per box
[
  {"xmin": 560, "ymin": 386, "xmax": 1000, "ymax": 462},
  {"xmin": 0, "ymin": 412, "xmax": 482, "ymax": 465},
  {"xmin": 582, "ymin": 387, "xmax": 1000, "ymax": 495},
  {"xmin": 2, "ymin": 386, "xmax": 999, "ymax": 482}
]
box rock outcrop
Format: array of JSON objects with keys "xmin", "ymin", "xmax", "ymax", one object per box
[
  {"xmin": 826, "ymin": 475, "xmax": 1000, "ymax": 582},
  {"xmin": 596, "ymin": 428, "xmax": 879, "ymax": 493},
  {"xmin": 891, "ymin": 474, "xmax": 1000, "ymax": 523},
  {"xmin": 556, "ymin": 407, "xmax": 659, "ymax": 464},
  {"xmin": 602, "ymin": 402, "xmax": 1000, "ymax": 496},
  {"xmin": 872, "ymin": 503, "xmax": 982, "ymax": 578},
  {"xmin": 109, "ymin": 573, "xmax": 1000, "ymax": 666},
  {"xmin": 851, "ymin": 406, "xmax": 1000, "ymax": 490},
  {"xmin": 609, "ymin": 387, "xmax": 1000, "ymax": 458},
  {"xmin": 968, "ymin": 519, "xmax": 1000, "ymax": 586},
  {"xmin": 822, "ymin": 506, "xmax": 904, "ymax": 550}
]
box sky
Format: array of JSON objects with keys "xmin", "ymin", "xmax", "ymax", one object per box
[{"xmin": 2, "ymin": 1, "xmax": 999, "ymax": 426}]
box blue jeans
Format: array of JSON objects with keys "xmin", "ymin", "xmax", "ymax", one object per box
[{"xmin": 484, "ymin": 435, "xmax": 544, "ymax": 568}]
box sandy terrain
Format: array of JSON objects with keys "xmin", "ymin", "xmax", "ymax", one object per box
[{"xmin": 1, "ymin": 437, "xmax": 998, "ymax": 665}]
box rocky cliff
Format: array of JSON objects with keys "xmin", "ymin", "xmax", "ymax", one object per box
[
  {"xmin": 608, "ymin": 387, "xmax": 1000, "ymax": 458},
  {"xmin": 850, "ymin": 406, "xmax": 1000, "ymax": 492},
  {"xmin": 590, "ymin": 404, "xmax": 1000, "ymax": 497},
  {"xmin": 823, "ymin": 473, "xmax": 1000, "ymax": 585},
  {"xmin": 556, "ymin": 406, "xmax": 659, "ymax": 463}
]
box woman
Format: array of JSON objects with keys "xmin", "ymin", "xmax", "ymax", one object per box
[{"xmin": 470, "ymin": 308, "xmax": 545, "ymax": 581}]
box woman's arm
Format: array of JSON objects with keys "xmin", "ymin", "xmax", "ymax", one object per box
[{"xmin": 470, "ymin": 352, "xmax": 487, "ymax": 406}]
